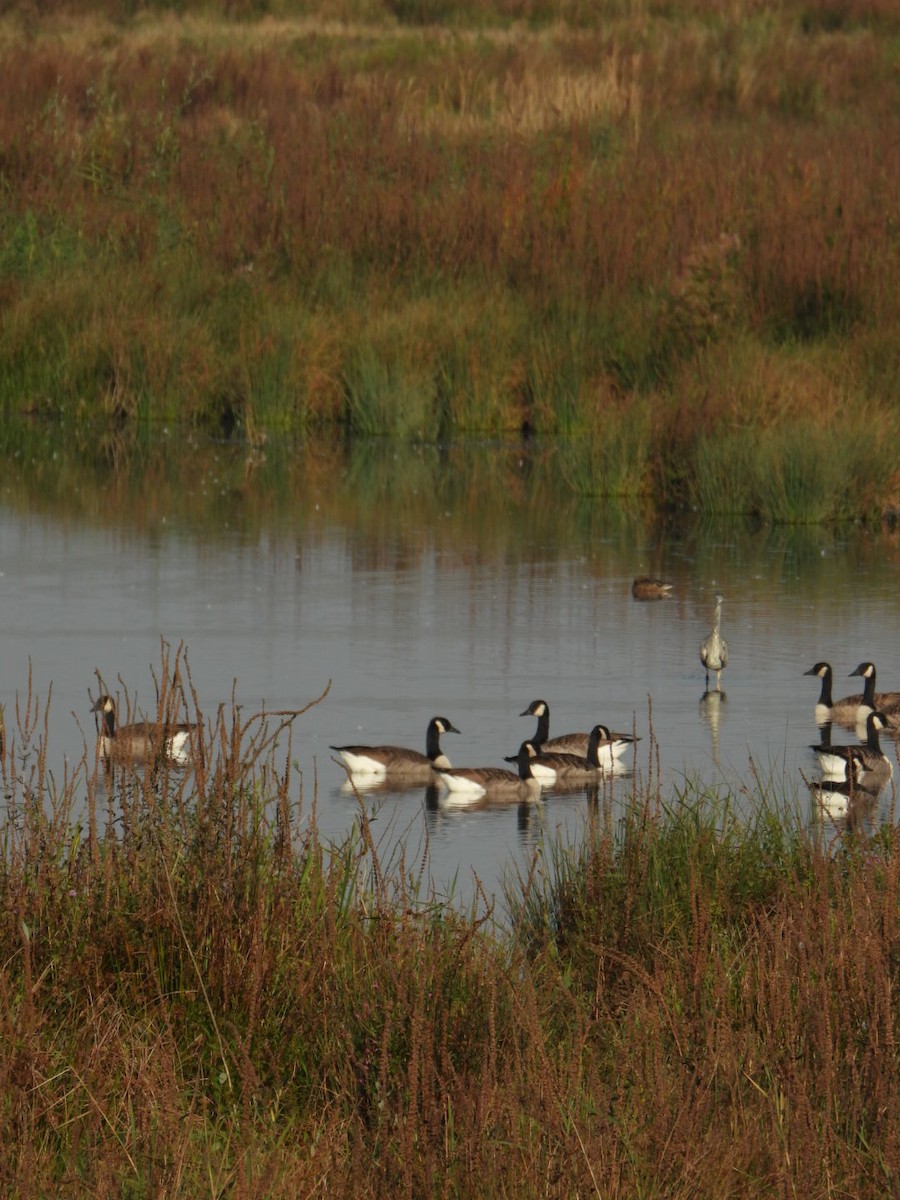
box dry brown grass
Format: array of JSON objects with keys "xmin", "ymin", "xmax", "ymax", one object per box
[
  {"xmin": 2, "ymin": 660, "xmax": 899, "ymax": 1195},
  {"xmin": 1, "ymin": 4, "xmax": 899, "ymax": 504}
]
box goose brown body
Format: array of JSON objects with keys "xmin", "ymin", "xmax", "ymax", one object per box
[
  {"xmin": 436, "ymin": 741, "xmax": 542, "ymax": 805},
  {"xmin": 330, "ymin": 716, "xmax": 460, "ymax": 780},
  {"xmin": 808, "ymin": 662, "xmax": 900, "ymax": 731},
  {"xmin": 526, "ymin": 724, "xmax": 630, "ymax": 785},
  {"xmin": 92, "ymin": 695, "xmax": 198, "ymax": 766},
  {"xmin": 844, "ymin": 662, "xmax": 900, "ymax": 730},
  {"xmin": 812, "ymin": 710, "xmax": 893, "ymax": 784}
]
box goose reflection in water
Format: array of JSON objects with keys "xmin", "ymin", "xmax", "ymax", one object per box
[
  {"xmin": 338, "ymin": 774, "xmax": 431, "ymax": 798},
  {"xmin": 583, "ymin": 778, "xmax": 609, "ymax": 806},
  {"xmin": 808, "ymin": 776, "xmax": 882, "ymax": 836},
  {"xmin": 517, "ymin": 797, "xmax": 543, "ymax": 841},
  {"xmin": 424, "ymin": 782, "xmax": 441, "ymax": 811}
]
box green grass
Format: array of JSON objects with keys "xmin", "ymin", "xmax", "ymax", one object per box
[
  {"xmin": 557, "ymin": 394, "xmax": 655, "ymax": 498},
  {"xmin": 690, "ymin": 421, "xmax": 897, "ymax": 522}
]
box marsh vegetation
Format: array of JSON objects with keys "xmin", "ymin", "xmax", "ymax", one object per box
[
  {"xmin": 1, "ymin": 656, "xmax": 898, "ymax": 1195},
  {"xmin": 2, "ymin": 0, "xmax": 900, "ymax": 519},
  {"xmin": 3, "ymin": 4, "xmax": 900, "ymax": 1191}
]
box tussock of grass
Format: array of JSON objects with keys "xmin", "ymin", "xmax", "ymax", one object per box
[
  {"xmin": 2, "ymin": 653, "xmax": 899, "ymax": 1194},
  {"xmin": 689, "ymin": 415, "xmax": 897, "ymax": 523},
  {"xmin": 557, "ymin": 392, "xmax": 654, "ymax": 498}
]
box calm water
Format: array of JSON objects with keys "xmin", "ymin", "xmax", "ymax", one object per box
[{"xmin": 3, "ymin": 431, "xmax": 899, "ymax": 910}]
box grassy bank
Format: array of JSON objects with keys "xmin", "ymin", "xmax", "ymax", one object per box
[
  {"xmin": 1, "ymin": 656, "xmax": 899, "ymax": 1196},
  {"xmin": 1, "ymin": 2, "xmax": 900, "ymax": 518}
]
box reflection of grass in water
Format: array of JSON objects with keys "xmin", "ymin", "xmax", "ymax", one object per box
[
  {"xmin": 9, "ymin": 422, "xmax": 900, "ymax": 598},
  {"xmin": 0, "ymin": 419, "xmax": 666, "ymax": 575},
  {"xmin": 339, "ymin": 438, "xmax": 582, "ymax": 556},
  {"xmin": 682, "ymin": 512, "xmax": 847, "ymax": 593}
]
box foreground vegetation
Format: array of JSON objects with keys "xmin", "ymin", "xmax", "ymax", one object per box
[
  {"xmin": 2, "ymin": 657, "xmax": 899, "ymax": 1196},
  {"xmin": 1, "ymin": 0, "xmax": 900, "ymax": 518}
]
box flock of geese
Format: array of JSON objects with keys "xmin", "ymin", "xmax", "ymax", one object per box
[
  {"xmin": 330, "ymin": 700, "xmax": 641, "ymax": 807},
  {"xmin": 83, "ymin": 577, "xmax": 685, "ymax": 782},
  {"xmin": 805, "ymin": 661, "xmax": 899, "ymax": 799},
  {"xmin": 85, "ymin": 586, "xmax": 719, "ymax": 810},
  {"xmin": 330, "ymin": 586, "xmax": 722, "ymax": 808},
  {"xmin": 88, "ymin": 688, "xmax": 641, "ymax": 807},
  {"xmin": 87, "ymin": 587, "xmax": 896, "ymax": 819}
]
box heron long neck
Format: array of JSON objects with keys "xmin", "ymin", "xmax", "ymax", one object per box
[{"xmin": 713, "ymin": 600, "xmax": 722, "ymax": 633}]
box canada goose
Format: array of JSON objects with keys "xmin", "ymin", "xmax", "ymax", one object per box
[
  {"xmin": 803, "ymin": 662, "xmax": 854, "ymax": 726},
  {"xmin": 330, "ymin": 716, "xmax": 460, "ymax": 781},
  {"xmin": 812, "ymin": 710, "xmax": 893, "ymax": 784},
  {"xmin": 808, "ymin": 662, "xmax": 900, "ymax": 731},
  {"xmin": 92, "ymin": 694, "xmax": 198, "ymax": 766},
  {"xmin": 699, "ymin": 593, "xmax": 728, "ymax": 690},
  {"xmin": 513, "ymin": 699, "xmax": 639, "ymax": 759},
  {"xmin": 526, "ymin": 724, "xmax": 629, "ymax": 785},
  {"xmin": 844, "ymin": 662, "xmax": 900, "ymax": 729},
  {"xmin": 435, "ymin": 741, "xmax": 542, "ymax": 805},
  {"xmin": 631, "ymin": 576, "xmax": 674, "ymax": 600}
]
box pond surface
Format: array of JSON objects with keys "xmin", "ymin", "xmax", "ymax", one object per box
[{"xmin": 2, "ymin": 430, "xmax": 899, "ymax": 912}]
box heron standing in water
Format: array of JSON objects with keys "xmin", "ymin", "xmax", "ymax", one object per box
[{"xmin": 700, "ymin": 593, "xmax": 728, "ymax": 691}]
